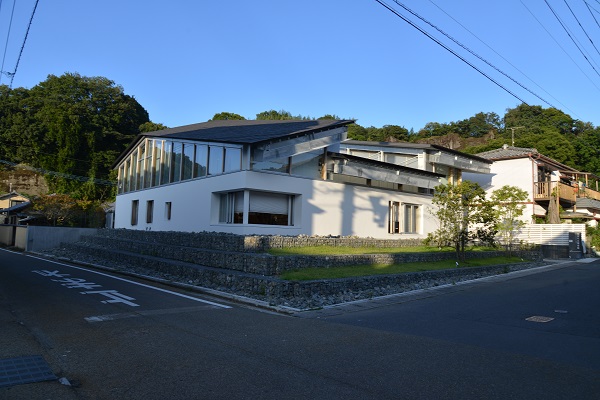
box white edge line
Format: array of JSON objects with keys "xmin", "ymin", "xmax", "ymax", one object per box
[{"xmin": 23, "ymin": 253, "xmax": 231, "ymax": 309}]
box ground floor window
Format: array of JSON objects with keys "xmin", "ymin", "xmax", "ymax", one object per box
[
  {"xmin": 131, "ymin": 200, "xmax": 139, "ymax": 226},
  {"xmin": 403, "ymin": 204, "xmax": 419, "ymax": 233},
  {"xmin": 219, "ymin": 190, "xmax": 295, "ymax": 226},
  {"xmin": 389, "ymin": 201, "xmax": 400, "ymax": 233},
  {"xmin": 146, "ymin": 200, "xmax": 154, "ymax": 223},
  {"xmin": 388, "ymin": 201, "xmax": 420, "ymax": 234},
  {"xmin": 219, "ymin": 191, "xmax": 244, "ymax": 224},
  {"xmin": 165, "ymin": 202, "xmax": 172, "ymax": 220},
  {"xmin": 249, "ymin": 191, "xmax": 293, "ymax": 226}
]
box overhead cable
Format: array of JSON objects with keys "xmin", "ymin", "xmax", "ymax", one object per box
[
  {"xmin": 0, "ymin": 0, "xmax": 17, "ymax": 85},
  {"xmin": 9, "ymin": 0, "xmax": 39, "ymax": 88},
  {"xmin": 565, "ymin": 0, "xmax": 600, "ymax": 58},
  {"xmin": 0, "ymin": 159, "xmax": 116, "ymax": 186},
  {"xmin": 544, "ymin": 0, "xmax": 600, "ymax": 79},
  {"xmin": 521, "ymin": 0, "xmax": 600, "ymax": 93},
  {"xmin": 374, "ymin": 0, "xmax": 555, "ymax": 108},
  {"xmin": 426, "ymin": 0, "xmax": 575, "ymax": 117}
]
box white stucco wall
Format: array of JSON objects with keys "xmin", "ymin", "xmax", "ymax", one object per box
[
  {"xmin": 114, "ymin": 170, "xmax": 436, "ymax": 239},
  {"xmin": 463, "ymin": 157, "xmax": 537, "ymax": 222}
]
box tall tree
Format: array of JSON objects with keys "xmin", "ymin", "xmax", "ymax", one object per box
[
  {"xmin": 0, "ymin": 73, "xmax": 150, "ymax": 200},
  {"xmin": 428, "ymin": 181, "xmax": 495, "ymax": 261}
]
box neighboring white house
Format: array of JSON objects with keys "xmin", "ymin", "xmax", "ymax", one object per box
[
  {"xmin": 113, "ymin": 119, "xmax": 465, "ymax": 239},
  {"xmin": 463, "ymin": 144, "xmax": 600, "ymax": 225}
]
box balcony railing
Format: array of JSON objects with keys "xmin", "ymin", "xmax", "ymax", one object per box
[{"xmin": 534, "ymin": 181, "xmax": 600, "ymax": 203}]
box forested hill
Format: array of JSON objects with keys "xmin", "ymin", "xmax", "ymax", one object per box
[
  {"xmin": 347, "ymin": 105, "xmax": 600, "ymax": 177},
  {"xmin": 1, "ymin": 73, "xmax": 599, "ymax": 202}
]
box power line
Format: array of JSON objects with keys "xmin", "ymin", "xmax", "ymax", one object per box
[
  {"xmin": 0, "ymin": 0, "xmax": 17, "ymax": 85},
  {"xmin": 426, "ymin": 0, "xmax": 576, "ymax": 117},
  {"xmin": 544, "ymin": 0, "xmax": 600, "ymax": 80},
  {"xmin": 374, "ymin": 0, "xmax": 543, "ymax": 107},
  {"xmin": 521, "ymin": 0, "xmax": 600, "ymax": 93},
  {"xmin": 584, "ymin": 1, "xmax": 600, "ymax": 30},
  {"xmin": 0, "ymin": 159, "xmax": 116, "ymax": 186},
  {"xmin": 564, "ymin": 0, "xmax": 600, "ymax": 58},
  {"xmin": 9, "ymin": 0, "xmax": 39, "ymax": 88}
]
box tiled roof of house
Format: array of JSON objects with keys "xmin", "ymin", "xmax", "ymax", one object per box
[
  {"xmin": 475, "ymin": 145, "xmax": 538, "ymax": 160},
  {"xmin": 576, "ymin": 197, "xmax": 600, "ymax": 210}
]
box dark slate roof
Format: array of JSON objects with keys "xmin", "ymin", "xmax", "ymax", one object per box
[
  {"xmin": 576, "ymin": 197, "xmax": 600, "ymax": 210},
  {"xmin": 114, "ymin": 119, "xmax": 353, "ymax": 168},
  {"xmin": 475, "ymin": 145, "xmax": 538, "ymax": 160},
  {"xmin": 0, "ymin": 201, "xmax": 31, "ymax": 214},
  {"xmin": 145, "ymin": 119, "xmax": 353, "ymax": 144},
  {"xmin": 343, "ymin": 140, "xmax": 492, "ymax": 164}
]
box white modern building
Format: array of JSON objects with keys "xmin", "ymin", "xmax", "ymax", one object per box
[{"xmin": 112, "ymin": 120, "xmax": 492, "ymax": 239}]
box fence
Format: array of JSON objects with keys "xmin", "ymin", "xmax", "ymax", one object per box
[
  {"xmin": 514, "ymin": 224, "xmax": 586, "ymax": 245},
  {"xmin": 0, "ymin": 225, "xmax": 98, "ymax": 252}
]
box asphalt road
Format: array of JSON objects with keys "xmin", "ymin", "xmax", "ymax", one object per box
[{"xmin": 1, "ymin": 248, "xmax": 599, "ymax": 400}]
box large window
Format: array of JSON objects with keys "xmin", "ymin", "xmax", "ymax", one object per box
[
  {"xmin": 219, "ymin": 191, "xmax": 244, "ymax": 224},
  {"xmin": 194, "ymin": 145, "xmax": 208, "ymax": 177},
  {"xmin": 160, "ymin": 141, "xmax": 172, "ymax": 185},
  {"xmin": 208, "ymin": 146, "xmax": 224, "ymax": 175},
  {"xmin": 152, "ymin": 141, "xmax": 162, "ymax": 187},
  {"xmin": 171, "ymin": 142, "xmax": 183, "ymax": 183},
  {"xmin": 403, "ymin": 204, "xmax": 419, "ymax": 234},
  {"xmin": 118, "ymin": 140, "xmax": 243, "ymax": 193},
  {"xmin": 388, "ymin": 201, "xmax": 400, "ymax": 234},
  {"xmin": 224, "ymin": 147, "xmax": 242, "ymax": 173},
  {"xmin": 249, "ymin": 191, "xmax": 293, "ymax": 226}
]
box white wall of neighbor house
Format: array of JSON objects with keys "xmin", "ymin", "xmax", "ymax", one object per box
[
  {"xmin": 463, "ymin": 157, "xmax": 536, "ymax": 223},
  {"xmin": 114, "ymin": 170, "xmax": 436, "ymax": 239}
]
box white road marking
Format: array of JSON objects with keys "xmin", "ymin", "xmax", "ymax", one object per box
[
  {"xmin": 24, "ymin": 253, "xmax": 231, "ymax": 309},
  {"xmin": 85, "ymin": 305, "xmax": 220, "ymax": 322}
]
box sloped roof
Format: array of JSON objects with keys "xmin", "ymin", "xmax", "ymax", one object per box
[
  {"xmin": 147, "ymin": 119, "xmax": 352, "ymax": 143},
  {"xmin": 114, "ymin": 119, "xmax": 353, "ymax": 168},
  {"xmin": 475, "ymin": 145, "xmax": 538, "ymax": 160},
  {"xmin": 476, "ymin": 145, "xmax": 581, "ymax": 173},
  {"xmin": 576, "ymin": 197, "xmax": 600, "ymax": 210},
  {"xmin": 0, "ymin": 191, "xmax": 28, "ymax": 201}
]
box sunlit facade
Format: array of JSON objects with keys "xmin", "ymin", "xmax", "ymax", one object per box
[{"xmin": 112, "ymin": 120, "xmax": 466, "ymax": 238}]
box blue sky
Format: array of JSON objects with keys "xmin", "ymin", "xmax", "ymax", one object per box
[{"xmin": 1, "ymin": 0, "xmax": 599, "ymax": 131}]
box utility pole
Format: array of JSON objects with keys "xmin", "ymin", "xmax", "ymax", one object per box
[{"xmin": 507, "ymin": 126, "xmax": 524, "ymax": 147}]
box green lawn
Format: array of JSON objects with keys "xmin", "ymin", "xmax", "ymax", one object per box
[
  {"xmin": 279, "ymin": 256, "xmax": 524, "ymax": 281},
  {"xmin": 268, "ymin": 245, "xmax": 495, "ymax": 256}
]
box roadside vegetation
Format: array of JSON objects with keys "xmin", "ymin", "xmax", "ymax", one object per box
[{"xmin": 280, "ymin": 256, "xmax": 525, "ymax": 281}]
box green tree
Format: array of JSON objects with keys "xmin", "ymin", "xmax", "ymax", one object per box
[
  {"xmin": 490, "ymin": 185, "xmax": 529, "ymax": 253},
  {"xmin": 0, "ymin": 73, "xmax": 149, "ymax": 201},
  {"xmin": 428, "ymin": 181, "xmax": 495, "ymax": 261},
  {"xmin": 256, "ymin": 109, "xmax": 295, "ymax": 120},
  {"xmin": 139, "ymin": 121, "xmax": 168, "ymax": 132},
  {"xmin": 210, "ymin": 112, "xmax": 246, "ymax": 121}
]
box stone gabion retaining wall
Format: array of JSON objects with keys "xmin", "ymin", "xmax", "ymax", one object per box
[
  {"xmin": 80, "ymin": 232, "xmax": 541, "ymax": 276},
  {"xmin": 63, "ymin": 243, "xmax": 543, "ymax": 308},
  {"xmin": 98, "ymin": 229, "xmax": 426, "ymax": 253}
]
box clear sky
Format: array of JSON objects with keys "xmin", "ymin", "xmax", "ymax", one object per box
[{"xmin": 1, "ymin": 0, "xmax": 599, "ymax": 131}]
